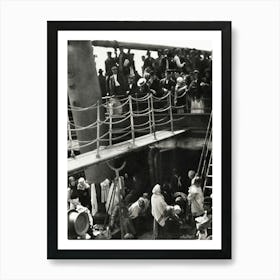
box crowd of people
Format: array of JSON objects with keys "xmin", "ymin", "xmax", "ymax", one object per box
[
  {"xmin": 97, "ymin": 47, "xmax": 212, "ymax": 113},
  {"xmin": 67, "ymin": 168, "xmax": 212, "ymax": 240}
]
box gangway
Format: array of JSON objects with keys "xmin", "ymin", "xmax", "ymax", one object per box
[{"xmin": 68, "ymin": 129, "xmax": 186, "ymax": 173}]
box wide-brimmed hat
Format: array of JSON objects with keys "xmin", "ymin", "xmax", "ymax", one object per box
[{"xmin": 137, "ymin": 78, "xmax": 147, "ymax": 87}]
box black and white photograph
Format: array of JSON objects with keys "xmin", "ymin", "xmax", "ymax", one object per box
[
  {"xmin": 68, "ymin": 39, "xmax": 213, "ymax": 240},
  {"xmin": 48, "ymin": 21, "xmax": 231, "ymax": 259}
]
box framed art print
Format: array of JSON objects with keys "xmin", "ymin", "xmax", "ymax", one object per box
[{"xmin": 47, "ymin": 21, "xmax": 231, "ymax": 259}]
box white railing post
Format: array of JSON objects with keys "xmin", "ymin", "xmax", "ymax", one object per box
[
  {"xmin": 67, "ymin": 117, "xmax": 75, "ymax": 158},
  {"xmin": 148, "ymin": 94, "xmax": 152, "ymax": 134},
  {"xmin": 96, "ymin": 100, "xmax": 101, "ymax": 158},
  {"xmin": 109, "ymin": 102, "xmax": 113, "ymax": 147},
  {"xmin": 150, "ymin": 94, "xmax": 156, "ymax": 140},
  {"xmin": 168, "ymin": 92, "xmax": 174, "ymax": 133},
  {"xmin": 128, "ymin": 95, "xmax": 135, "ymax": 145}
]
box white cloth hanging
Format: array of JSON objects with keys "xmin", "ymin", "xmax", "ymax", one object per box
[
  {"xmin": 105, "ymin": 181, "xmax": 119, "ymax": 215},
  {"xmin": 191, "ymin": 99, "xmax": 205, "ymax": 113},
  {"xmin": 100, "ymin": 179, "xmax": 110, "ymax": 203},
  {"xmin": 90, "ymin": 183, "xmax": 98, "ymax": 216}
]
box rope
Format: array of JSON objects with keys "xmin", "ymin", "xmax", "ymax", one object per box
[
  {"xmin": 155, "ymin": 119, "xmax": 171, "ymax": 126},
  {"xmin": 102, "ymin": 95, "xmax": 129, "ymax": 102},
  {"xmin": 109, "ymin": 114, "xmax": 131, "ymax": 124},
  {"xmin": 130, "ymin": 93, "xmax": 150, "ymax": 101},
  {"xmin": 75, "ymin": 139, "xmax": 94, "ymax": 143},
  {"xmin": 99, "ymin": 138, "xmax": 110, "ymax": 143},
  {"xmin": 99, "ymin": 131, "xmax": 110, "ymax": 139},
  {"xmin": 133, "ymin": 107, "xmax": 150, "ymax": 114},
  {"xmin": 76, "ymin": 138, "xmax": 98, "ymax": 149},
  {"xmin": 113, "ymin": 98, "xmax": 129, "ymax": 109},
  {"xmin": 153, "ymin": 106, "xmax": 171, "ymax": 113},
  {"xmin": 69, "ymin": 121, "xmax": 98, "ymax": 131},
  {"xmin": 68, "ymin": 120, "xmax": 82, "ymax": 128},
  {"xmin": 173, "ymin": 116, "xmax": 185, "ymax": 122},
  {"xmin": 134, "ymin": 126, "xmax": 151, "ymax": 132},
  {"xmin": 68, "ymin": 101, "xmax": 99, "ymax": 112},
  {"xmin": 111, "ymin": 131, "xmax": 132, "ymax": 141},
  {"xmin": 132, "ymin": 110, "xmax": 152, "ymax": 117},
  {"xmin": 152, "ymin": 92, "xmax": 170, "ymax": 101},
  {"xmin": 112, "ymin": 124, "xmax": 132, "ymax": 132},
  {"xmin": 134, "ymin": 120, "xmax": 151, "ymax": 127},
  {"xmin": 154, "ymin": 116, "xmax": 169, "ymax": 124}
]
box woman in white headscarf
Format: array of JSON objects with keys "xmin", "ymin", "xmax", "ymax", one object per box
[
  {"xmin": 151, "ymin": 184, "xmax": 169, "ymax": 239},
  {"xmin": 152, "ymin": 184, "xmax": 184, "ymax": 239},
  {"xmin": 151, "ymin": 184, "xmax": 168, "ymax": 227}
]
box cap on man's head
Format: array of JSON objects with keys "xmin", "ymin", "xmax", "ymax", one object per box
[
  {"xmin": 107, "ymin": 51, "xmax": 112, "ymax": 54},
  {"xmin": 188, "ymin": 170, "xmax": 196, "ymax": 179},
  {"xmin": 111, "ymin": 65, "xmax": 118, "ymax": 70},
  {"xmin": 98, "ymin": 69, "xmax": 103, "ymax": 73}
]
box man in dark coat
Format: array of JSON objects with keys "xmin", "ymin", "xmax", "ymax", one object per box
[
  {"xmin": 98, "ymin": 69, "xmax": 107, "ymax": 97},
  {"xmin": 125, "ymin": 74, "xmax": 138, "ymax": 96},
  {"xmin": 160, "ymin": 70, "xmax": 176, "ymax": 95},
  {"xmin": 105, "ymin": 51, "xmax": 117, "ymax": 77},
  {"xmin": 108, "ymin": 66, "xmax": 125, "ymax": 96},
  {"xmin": 143, "ymin": 50, "xmax": 155, "ymax": 72}
]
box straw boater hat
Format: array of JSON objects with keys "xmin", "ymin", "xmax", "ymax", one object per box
[
  {"xmin": 176, "ymin": 76, "xmax": 184, "ymax": 85},
  {"xmin": 137, "ymin": 78, "xmax": 147, "ymax": 87}
]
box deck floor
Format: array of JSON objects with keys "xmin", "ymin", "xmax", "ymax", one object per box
[{"xmin": 68, "ymin": 130, "xmax": 186, "ymax": 172}]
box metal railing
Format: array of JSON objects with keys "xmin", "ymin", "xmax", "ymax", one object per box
[{"xmin": 68, "ymin": 92, "xmax": 211, "ymax": 158}]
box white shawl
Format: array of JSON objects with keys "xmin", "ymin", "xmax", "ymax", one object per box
[{"xmin": 151, "ymin": 184, "xmax": 168, "ymax": 227}]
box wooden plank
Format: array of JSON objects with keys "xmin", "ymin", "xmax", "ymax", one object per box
[{"xmin": 68, "ymin": 130, "xmax": 186, "ymax": 173}]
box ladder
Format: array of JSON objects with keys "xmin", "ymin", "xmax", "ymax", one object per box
[
  {"xmin": 203, "ymin": 153, "xmax": 212, "ymax": 196},
  {"xmin": 196, "ymin": 112, "xmax": 212, "ymax": 196}
]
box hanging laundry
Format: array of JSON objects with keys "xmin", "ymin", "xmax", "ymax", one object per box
[
  {"xmin": 90, "ymin": 183, "xmax": 98, "ymax": 216},
  {"xmin": 100, "ymin": 178, "xmax": 110, "ymax": 203},
  {"xmin": 105, "ymin": 181, "xmax": 119, "ymax": 215}
]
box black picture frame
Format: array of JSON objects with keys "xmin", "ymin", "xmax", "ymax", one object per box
[{"xmin": 47, "ymin": 21, "xmax": 231, "ymax": 259}]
